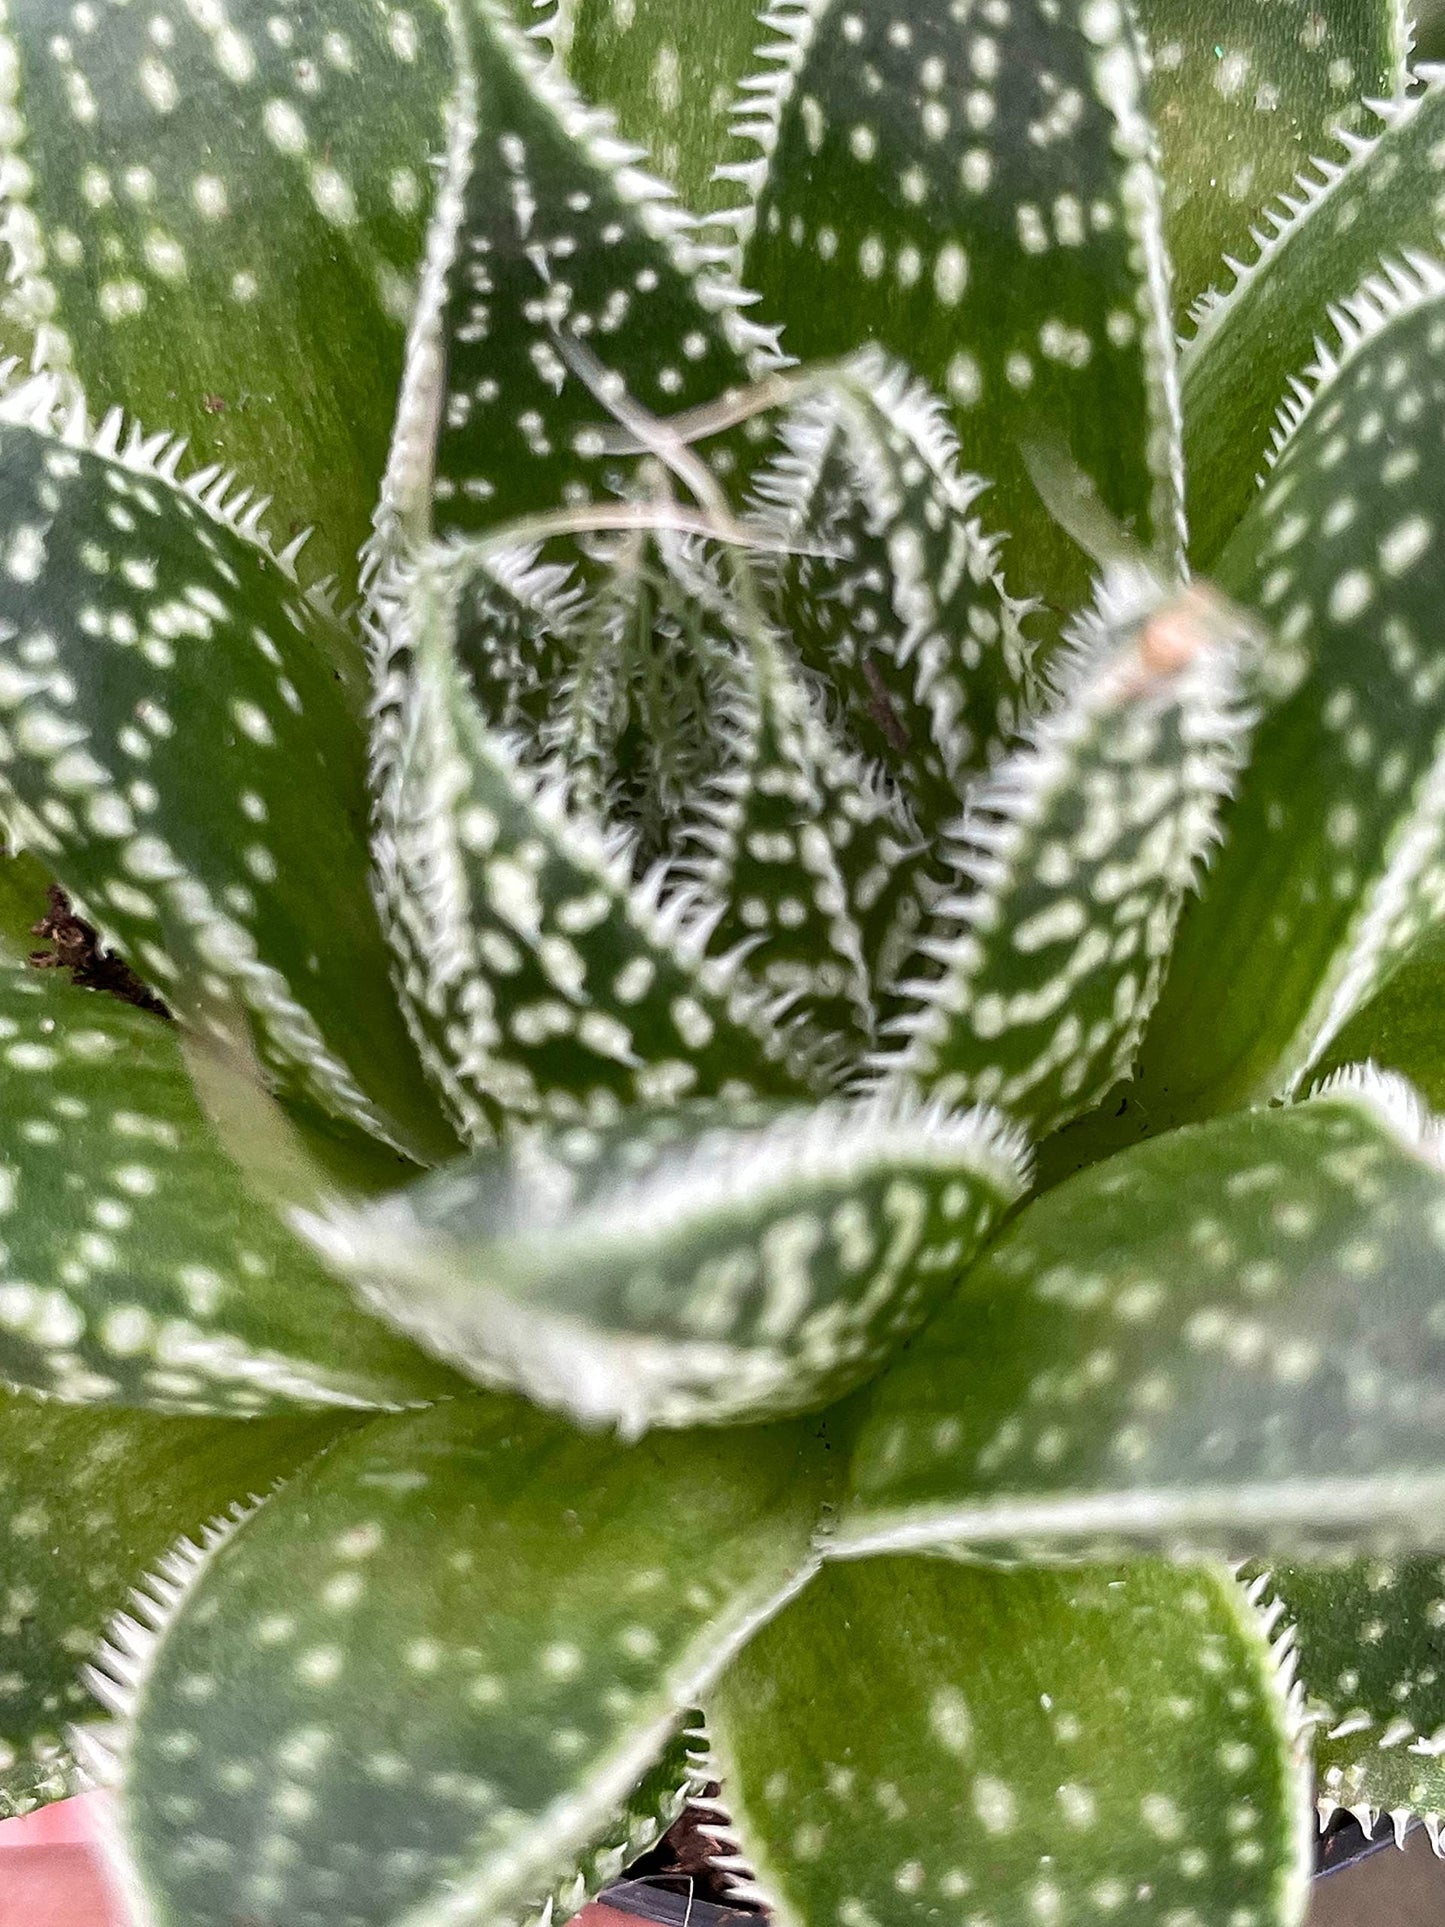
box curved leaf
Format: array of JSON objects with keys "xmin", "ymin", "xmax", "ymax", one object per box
[
  {"xmin": 0, "ymin": 387, "xmax": 458, "ymax": 1164},
  {"xmin": 300, "ymin": 1095, "xmax": 1027, "ymax": 1433},
  {"xmin": 0, "ymin": 0, "xmax": 455, "ymax": 585},
  {"xmin": 727, "ymin": 0, "xmax": 1184, "ymax": 615},
  {"xmin": 842, "ymin": 1069, "xmax": 1445, "ymax": 1562},
  {"xmin": 707, "ymin": 1558, "xmax": 1309, "ymax": 1927},
  {"xmin": 0, "ymin": 1393, "xmax": 343, "ymax": 1818},
  {"xmin": 1313, "ymin": 922, "xmax": 1445, "ymax": 1106},
  {"xmin": 101, "ymin": 1395, "xmax": 829, "ymax": 1927},
  {"xmin": 1184, "ymin": 74, "xmax": 1445, "ymax": 567}
]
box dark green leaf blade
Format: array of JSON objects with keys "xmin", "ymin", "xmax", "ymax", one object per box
[
  {"xmin": 0, "ymin": 0, "xmax": 456, "ymax": 585},
  {"xmin": 842, "ymin": 1070, "xmax": 1445, "ymax": 1562},
  {"xmin": 301, "ymin": 1095, "xmax": 1028, "ymax": 1432},
  {"xmin": 0, "ymin": 393, "xmax": 456, "ymax": 1163},
  {"xmin": 708, "ymin": 1558, "xmax": 1309, "ymax": 1927},
  {"xmin": 1313, "ymin": 923, "xmax": 1445, "ymax": 1107},
  {"xmin": 0, "ymin": 1393, "xmax": 343, "ymax": 1818},
  {"xmin": 728, "ymin": 0, "xmax": 1184, "ymax": 615},
  {"xmin": 104, "ymin": 1396, "xmax": 829, "ymax": 1927}
]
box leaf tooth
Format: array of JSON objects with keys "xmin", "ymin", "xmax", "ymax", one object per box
[
  {"xmin": 1426, "ymin": 1812, "xmax": 1444, "ymax": 1854},
  {"xmin": 68, "ymin": 1720, "xmax": 120, "ymax": 1790}
]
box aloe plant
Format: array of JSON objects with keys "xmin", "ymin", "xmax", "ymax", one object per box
[{"xmin": 1, "ymin": 0, "xmax": 1445, "ymax": 1922}]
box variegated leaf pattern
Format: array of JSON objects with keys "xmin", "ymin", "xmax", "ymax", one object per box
[
  {"xmin": 725, "ymin": 0, "xmax": 1184, "ymax": 616},
  {"xmin": 298, "ymin": 1095, "xmax": 1027, "ymax": 1433},
  {"xmin": 0, "ymin": 386, "xmax": 458, "ymax": 1164},
  {"xmin": 1313, "ymin": 922, "xmax": 1445, "ymax": 1108},
  {"xmin": 707, "ymin": 1559, "xmax": 1309, "ymax": 1927},
  {"xmin": 842, "ymin": 1070, "xmax": 1445, "ymax": 1563},
  {"xmin": 1137, "ymin": 255, "xmax": 1445, "ymax": 1127},
  {"xmin": 0, "ymin": 0, "xmax": 455, "ymax": 585},
  {"xmin": 101, "ymin": 1396, "xmax": 829, "ymax": 1927}
]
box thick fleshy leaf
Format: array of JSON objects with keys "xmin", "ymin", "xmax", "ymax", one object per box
[
  {"xmin": 0, "ymin": 1393, "xmax": 343, "ymax": 1818},
  {"xmin": 0, "ymin": 0, "xmax": 455, "ymax": 585},
  {"xmin": 299, "ymin": 1095, "xmax": 1028, "ymax": 1433},
  {"xmin": 751, "ymin": 352, "xmax": 1035, "ymax": 836},
  {"xmin": 707, "ymin": 1558, "xmax": 1309, "ymax": 1927},
  {"xmin": 875, "ymin": 565, "xmax": 1254, "ymax": 1139},
  {"xmin": 369, "ymin": 550, "xmax": 821, "ymax": 1147},
  {"xmin": 1313, "ymin": 923, "xmax": 1445, "ymax": 1107},
  {"xmin": 1184, "ymin": 74, "xmax": 1445, "ymax": 568},
  {"xmin": 383, "ymin": 0, "xmax": 769, "ymax": 548},
  {"xmin": 1136, "ymin": 255, "xmax": 1445, "ymax": 1127},
  {"xmin": 0, "ymin": 958, "xmax": 458, "ymax": 1415},
  {"xmin": 841, "ymin": 1069, "xmax": 1445, "ymax": 1562},
  {"xmin": 727, "ymin": 0, "xmax": 1184, "ymax": 615},
  {"xmin": 101, "ymin": 1395, "xmax": 830, "ymax": 1927},
  {"xmin": 0, "ymin": 390, "xmax": 458, "ymax": 1164},
  {"xmin": 1135, "ymin": 0, "xmax": 1405, "ymax": 319},
  {"xmin": 1259, "ymin": 1560, "xmax": 1445, "ymax": 1839}
]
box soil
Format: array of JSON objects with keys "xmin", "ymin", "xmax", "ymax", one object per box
[{"xmin": 28, "ymin": 886, "xmax": 170, "ymax": 1018}]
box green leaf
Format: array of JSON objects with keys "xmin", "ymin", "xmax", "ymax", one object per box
[
  {"xmin": 0, "ymin": 1392, "xmax": 344, "ymax": 1818},
  {"xmin": 0, "ymin": 957, "xmax": 460, "ymax": 1415},
  {"xmin": 0, "ymin": 389, "xmax": 458, "ymax": 1164},
  {"xmin": 727, "ymin": 0, "xmax": 1184, "ymax": 616},
  {"xmin": 101, "ymin": 1395, "xmax": 829, "ymax": 1927},
  {"xmin": 841, "ymin": 1068, "xmax": 1445, "ymax": 1562},
  {"xmin": 1313, "ymin": 922, "xmax": 1445, "ymax": 1108},
  {"xmin": 0, "ymin": 0, "xmax": 456, "ymax": 586},
  {"xmin": 707, "ymin": 1557, "xmax": 1309, "ymax": 1927},
  {"xmin": 1184, "ymin": 74, "xmax": 1445, "ymax": 568},
  {"xmin": 451, "ymin": 539, "xmax": 586, "ymax": 744},
  {"xmin": 370, "ymin": 549, "xmax": 822, "ymax": 1146},
  {"xmin": 1135, "ymin": 0, "xmax": 1406, "ymax": 322},
  {"xmin": 1255, "ymin": 1560, "xmax": 1445, "ymax": 1840},
  {"xmin": 874, "ymin": 565, "xmax": 1256, "ymax": 1140},
  {"xmin": 384, "ymin": 0, "xmax": 769, "ymax": 547},
  {"xmin": 1135, "ymin": 255, "xmax": 1445, "ymax": 1128},
  {"xmin": 299, "ymin": 1095, "xmax": 1027, "ymax": 1432}
]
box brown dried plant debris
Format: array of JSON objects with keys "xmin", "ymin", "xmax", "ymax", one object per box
[{"xmin": 29, "ymin": 883, "xmax": 171, "ymax": 1018}]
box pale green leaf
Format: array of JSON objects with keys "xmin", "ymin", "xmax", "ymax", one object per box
[
  {"xmin": 0, "ymin": 0, "xmax": 455, "ymax": 586},
  {"xmin": 875, "ymin": 564, "xmax": 1256, "ymax": 1139},
  {"xmin": 1135, "ymin": 0, "xmax": 1406, "ymax": 321},
  {"xmin": 1136, "ymin": 254, "xmax": 1445, "ymax": 1128},
  {"xmin": 299, "ymin": 1095, "xmax": 1027, "ymax": 1432},
  {"xmin": 1184, "ymin": 74, "xmax": 1445, "ymax": 567},
  {"xmin": 707, "ymin": 1558, "xmax": 1309, "ymax": 1927},
  {"xmin": 103, "ymin": 1395, "xmax": 830, "ymax": 1927},
  {"xmin": 728, "ymin": 0, "xmax": 1184, "ymax": 616},
  {"xmin": 841, "ymin": 1069, "xmax": 1445, "ymax": 1562},
  {"xmin": 0, "ymin": 1392, "xmax": 344, "ymax": 1818},
  {"xmin": 0, "ymin": 390, "xmax": 458, "ymax": 1164}
]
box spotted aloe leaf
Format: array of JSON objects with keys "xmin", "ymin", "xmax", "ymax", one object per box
[
  {"xmin": 0, "ymin": 1392, "xmax": 344, "ymax": 1819},
  {"xmin": 99, "ymin": 1395, "xmax": 829, "ymax": 1927},
  {"xmin": 383, "ymin": 0, "xmax": 769, "ymax": 550},
  {"xmin": 725, "ymin": 0, "xmax": 1184, "ymax": 616},
  {"xmin": 0, "ymin": 956, "xmax": 460, "ymax": 1415},
  {"xmin": 1253, "ymin": 1561, "xmax": 1445, "ymax": 1841},
  {"xmin": 873, "ymin": 564, "xmax": 1256, "ymax": 1140},
  {"xmin": 840, "ymin": 1069, "xmax": 1445, "ymax": 1563},
  {"xmin": 0, "ymin": 0, "xmax": 455, "ymax": 585},
  {"xmin": 706, "ymin": 1558, "xmax": 1308, "ymax": 1927},
  {"xmin": 1136, "ymin": 255, "xmax": 1445, "ymax": 1128},
  {"xmin": 1184, "ymin": 73, "xmax": 1445, "ymax": 568},
  {"xmin": 0, "ymin": 386, "xmax": 461, "ymax": 1163},
  {"xmin": 1133, "ymin": 0, "xmax": 1407, "ymax": 321},
  {"xmin": 1313, "ymin": 923, "xmax": 1445, "ymax": 1107},
  {"xmin": 297, "ymin": 1094, "xmax": 1027, "ymax": 1434},
  {"xmin": 369, "ymin": 549, "xmax": 823, "ymax": 1146},
  {"xmin": 751, "ymin": 351, "xmax": 1035, "ymax": 838}
]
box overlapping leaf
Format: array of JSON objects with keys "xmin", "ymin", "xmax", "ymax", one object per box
[
  {"xmin": 299, "ymin": 1095, "xmax": 1028, "ymax": 1433},
  {"xmin": 842, "ymin": 1071, "xmax": 1445, "ymax": 1563},
  {"xmin": 1137, "ymin": 255, "xmax": 1445, "ymax": 1126},
  {"xmin": 726, "ymin": 0, "xmax": 1184, "ymax": 615},
  {"xmin": 0, "ymin": 1393, "xmax": 343, "ymax": 1818},
  {"xmin": 708, "ymin": 1558, "xmax": 1308, "ymax": 1927},
  {"xmin": 1313, "ymin": 923, "xmax": 1445, "ymax": 1107},
  {"xmin": 103, "ymin": 1395, "xmax": 830, "ymax": 1927},
  {"xmin": 0, "ymin": 0, "xmax": 455, "ymax": 584}
]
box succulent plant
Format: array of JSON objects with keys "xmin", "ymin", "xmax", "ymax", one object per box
[{"xmin": 4, "ymin": 0, "xmax": 1445, "ymax": 1923}]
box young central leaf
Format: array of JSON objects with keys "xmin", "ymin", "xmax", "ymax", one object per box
[
  {"xmin": 298, "ymin": 1094, "xmax": 1028, "ymax": 1433},
  {"xmin": 726, "ymin": 0, "xmax": 1184, "ymax": 616}
]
